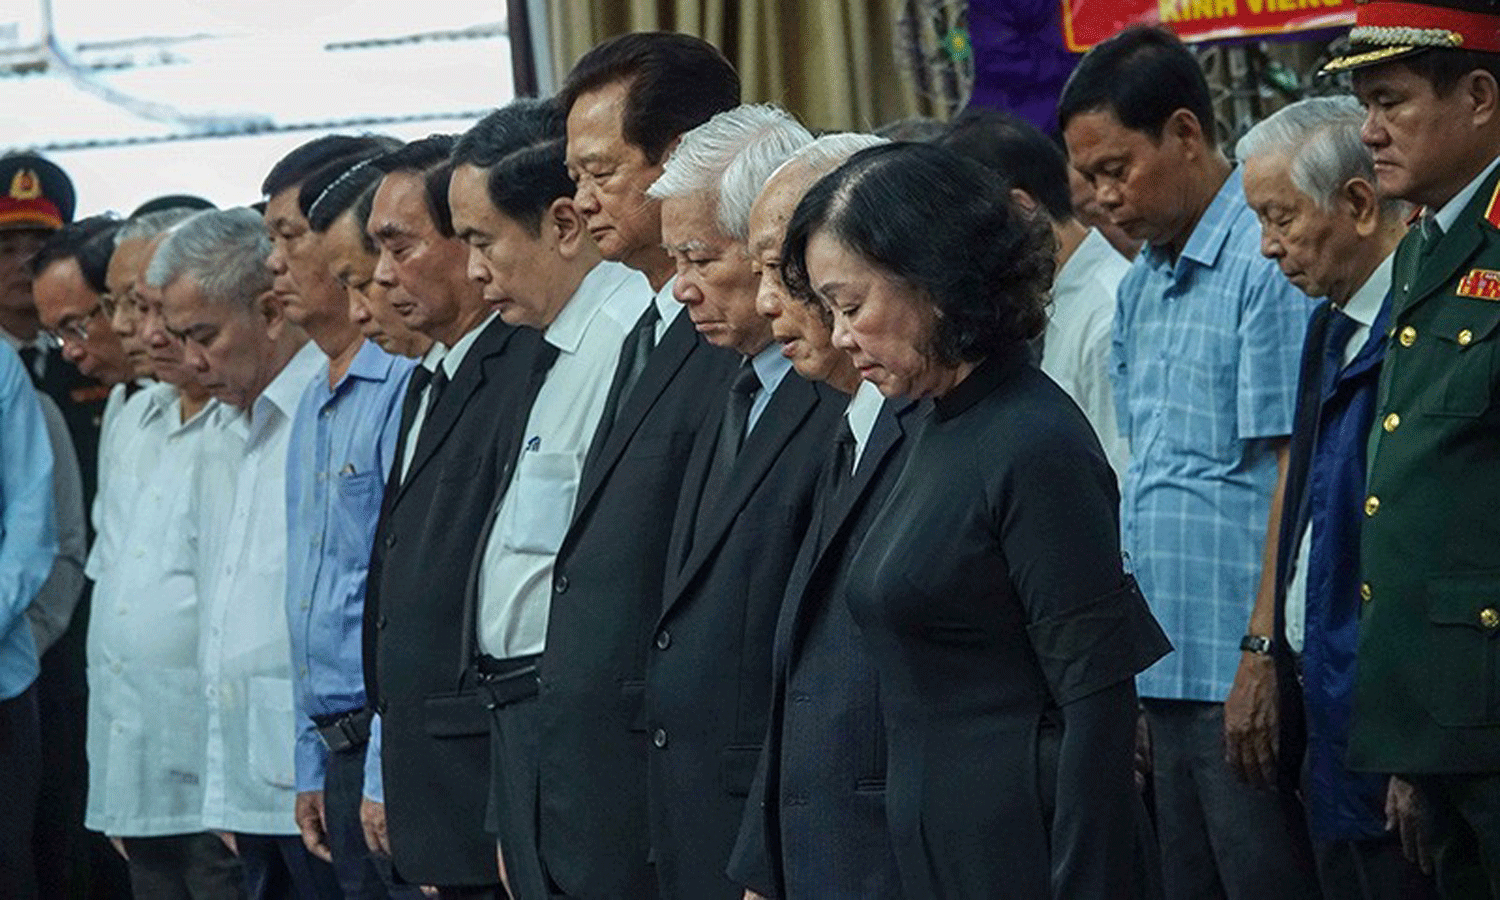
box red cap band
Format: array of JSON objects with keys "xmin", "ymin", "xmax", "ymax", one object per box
[{"xmin": 1357, "ymin": 1, "xmax": 1500, "ymax": 53}]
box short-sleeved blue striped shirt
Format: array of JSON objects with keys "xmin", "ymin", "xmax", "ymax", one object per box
[{"xmin": 1114, "ymin": 167, "xmax": 1313, "ymax": 702}]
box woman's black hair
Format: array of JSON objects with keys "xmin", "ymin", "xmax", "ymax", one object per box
[{"xmin": 781, "ymin": 142, "xmax": 1053, "ymax": 366}]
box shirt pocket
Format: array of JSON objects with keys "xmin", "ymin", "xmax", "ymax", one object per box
[
  {"xmin": 500, "ymin": 451, "xmax": 580, "ymax": 555},
  {"xmin": 246, "ymin": 675, "xmax": 297, "ymax": 789},
  {"xmin": 333, "ymin": 470, "xmax": 384, "ymax": 569}
]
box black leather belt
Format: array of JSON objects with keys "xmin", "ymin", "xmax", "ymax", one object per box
[
  {"xmin": 475, "ymin": 653, "xmax": 541, "ymax": 710},
  {"xmin": 312, "ymin": 707, "xmax": 373, "ymax": 753}
]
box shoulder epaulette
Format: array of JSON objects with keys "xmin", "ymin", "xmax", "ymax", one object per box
[{"xmin": 1484, "ymin": 178, "xmax": 1500, "ymax": 231}]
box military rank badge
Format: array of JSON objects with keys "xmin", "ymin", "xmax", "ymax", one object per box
[{"xmin": 1457, "ymin": 268, "xmax": 1500, "ymax": 300}]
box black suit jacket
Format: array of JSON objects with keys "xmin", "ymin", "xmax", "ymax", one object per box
[
  {"xmin": 363, "ymin": 316, "xmax": 539, "ymax": 886},
  {"xmin": 534, "ymin": 310, "xmax": 734, "ymax": 899},
  {"xmin": 645, "ymin": 366, "xmax": 844, "ymax": 900},
  {"xmin": 727, "ymin": 397, "xmax": 921, "ymax": 899}
]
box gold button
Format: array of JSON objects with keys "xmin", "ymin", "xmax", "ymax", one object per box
[
  {"xmin": 1399, "ymin": 326, "xmax": 1417, "ymax": 347},
  {"xmin": 1360, "ymin": 582, "xmax": 1372, "ymax": 602},
  {"xmin": 1364, "ymin": 495, "xmax": 1380, "ymax": 516},
  {"xmin": 1383, "ymin": 413, "xmax": 1400, "ymax": 433},
  {"xmin": 1482, "ymin": 608, "xmax": 1499, "ymax": 630},
  {"xmin": 1458, "ymin": 329, "xmax": 1473, "ymax": 347}
]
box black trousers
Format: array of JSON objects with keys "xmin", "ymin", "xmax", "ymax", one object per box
[
  {"xmin": 1143, "ymin": 698, "xmax": 1320, "ymax": 900},
  {"xmin": 235, "ymin": 832, "xmax": 340, "ymax": 900},
  {"xmin": 478, "ymin": 654, "xmax": 569, "ymax": 900},
  {"xmin": 324, "ymin": 741, "xmax": 424, "ymax": 899},
  {"xmin": 1414, "ymin": 772, "xmax": 1500, "ymax": 900},
  {"xmin": 0, "ymin": 682, "xmax": 41, "ymax": 899},
  {"xmin": 122, "ymin": 832, "xmax": 246, "ymax": 900}
]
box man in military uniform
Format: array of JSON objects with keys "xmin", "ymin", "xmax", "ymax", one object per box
[{"xmin": 1326, "ymin": 2, "xmax": 1500, "ymax": 895}]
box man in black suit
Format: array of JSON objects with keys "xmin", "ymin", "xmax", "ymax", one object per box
[
  {"xmin": 642, "ymin": 105, "xmax": 845, "ymax": 900},
  {"xmin": 361, "ymin": 137, "xmax": 538, "ymax": 898},
  {"xmin": 725, "ymin": 133, "xmax": 913, "ymax": 900},
  {"xmin": 518, "ymin": 34, "xmax": 741, "ymax": 900}
]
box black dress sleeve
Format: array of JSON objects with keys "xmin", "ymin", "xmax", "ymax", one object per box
[{"xmin": 993, "ymin": 415, "xmax": 1170, "ymax": 705}]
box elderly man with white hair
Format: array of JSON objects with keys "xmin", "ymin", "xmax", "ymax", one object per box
[
  {"xmin": 153, "ymin": 208, "xmax": 334, "ymax": 899},
  {"xmin": 642, "ymin": 103, "xmax": 847, "ymax": 900},
  {"xmin": 720, "ymin": 131, "xmax": 921, "ymax": 900},
  {"xmin": 1235, "ymin": 97, "xmax": 1435, "ymax": 900}
]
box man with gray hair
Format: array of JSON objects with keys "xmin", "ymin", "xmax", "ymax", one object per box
[
  {"xmin": 643, "ymin": 103, "xmax": 844, "ymax": 900},
  {"xmin": 1237, "ymin": 97, "xmax": 1434, "ymax": 900},
  {"xmin": 155, "ymin": 208, "xmax": 335, "ymax": 899},
  {"xmin": 725, "ymin": 130, "xmax": 913, "ymax": 900},
  {"xmin": 84, "ymin": 205, "xmax": 247, "ymax": 899}
]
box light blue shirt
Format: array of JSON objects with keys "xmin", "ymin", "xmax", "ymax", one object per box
[
  {"xmin": 1114, "ymin": 167, "xmax": 1311, "ymax": 703},
  {"xmin": 747, "ymin": 341, "xmax": 794, "ymax": 434},
  {"xmin": 0, "ymin": 345, "xmax": 56, "ymax": 701},
  {"xmin": 285, "ymin": 340, "xmax": 414, "ymax": 793}
]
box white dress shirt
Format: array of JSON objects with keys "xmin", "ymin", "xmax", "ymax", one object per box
[
  {"xmin": 652, "ymin": 275, "xmax": 685, "ymax": 343},
  {"xmin": 746, "ymin": 341, "xmax": 794, "ymax": 435},
  {"xmin": 1283, "ymin": 254, "xmax": 1393, "ymax": 654},
  {"xmin": 476, "ymin": 261, "xmax": 650, "ymax": 659},
  {"xmin": 198, "ymin": 341, "xmax": 323, "ymax": 835},
  {"xmin": 85, "ymin": 383, "xmax": 164, "ymax": 585},
  {"xmin": 1043, "ymin": 228, "xmax": 1132, "ymax": 482},
  {"xmin": 85, "ymin": 385, "xmax": 239, "ymax": 836},
  {"xmin": 845, "ymin": 380, "xmax": 884, "ymax": 473}
]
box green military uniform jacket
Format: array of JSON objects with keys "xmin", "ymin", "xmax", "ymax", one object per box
[{"xmin": 1351, "ymin": 161, "xmax": 1500, "ymax": 774}]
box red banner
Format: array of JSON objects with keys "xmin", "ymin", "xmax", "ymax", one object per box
[{"xmin": 1061, "ymin": 0, "xmax": 1355, "ymax": 52}]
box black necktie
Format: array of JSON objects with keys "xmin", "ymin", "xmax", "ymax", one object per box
[
  {"xmin": 426, "ymin": 366, "xmax": 450, "ymax": 416},
  {"xmin": 397, "ymin": 367, "xmax": 433, "ymax": 440},
  {"xmin": 584, "ymin": 303, "xmax": 660, "ymax": 472},
  {"xmin": 699, "ymin": 360, "xmax": 761, "ymax": 509},
  {"xmin": 831, "ymin": 417, "xmax": 857, "ymax": 493},
  {"xmin": 389, "ymin": 366, "xmax": 433, "ymax": 488}
]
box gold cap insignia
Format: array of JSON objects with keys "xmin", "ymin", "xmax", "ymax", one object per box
[{"xmin": 9, "ymin": 169, "xmax": 41, "ymax": 201}]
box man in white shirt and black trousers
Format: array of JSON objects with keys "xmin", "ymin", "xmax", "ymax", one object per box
[{"xmin": 447, "ymin": 98, "xmax": 652, "ymax": 900}]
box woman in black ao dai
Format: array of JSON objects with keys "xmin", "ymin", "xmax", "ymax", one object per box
[{"xmin": 781, "ymin": 143, "xmax": 1171, "ymax": 900}]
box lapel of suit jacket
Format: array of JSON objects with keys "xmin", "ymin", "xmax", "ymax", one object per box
[
  {"xmin": 664, "ymin": 372, "xmax": 820, "ymax": 614},
  {"xmin": 780, "ymin": 398, "xmax": 917, "ymax": 668},
  {"xmin": 395, "ymin": 318, "xmax": 512, "ymax": 504},
  {"xmin": 573, "ymin": 311, "xmax": 704, "ymax": 519},
  {"xmin": 1405, "ymin": 166, "xmax": 1500, "ymax": 316}
]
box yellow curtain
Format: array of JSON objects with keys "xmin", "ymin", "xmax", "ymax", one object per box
[{"xmin": 545, "ymin": 1, "xmax": 949, "ymax": 132}]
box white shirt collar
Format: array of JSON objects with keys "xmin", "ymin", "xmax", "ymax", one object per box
[
  {"xmin": 1339, "ymin": 253, "xmax": 1393, "ymax": 328},
  {"xmin": 418, "ymin": 341, "xmax": 445, "ymax": 373},
  {"xmin": 749, "ymin": 340, "xmax": 793, "ymax": 398},
  {"xmin": 441, "ymin": 311, "xmax": 498, "ymax": 379},
  {"xmin": 545, "ymin": 261, "xmax": 642, "ymax": 355},
  {"xmin": 653, "ymin": 275, "xmax": 684, "ymax": 340},
  {"xmin": 846, "ymin": 380, "xmax": 884, "ymax": 456},
  {"xmin": 250, "ymin": 341, "xmax": 324, "ymax": 430},
  {"xmin": 1053, "ymin": 229, "xmax": 1115, "ymax": 302},
  {"xmin": 1434, "ymin": 154, "xmax": 1500, "ymax": 234}
]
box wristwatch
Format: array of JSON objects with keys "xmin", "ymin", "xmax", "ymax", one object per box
[{"xmin": 1240, "ymin": 634, "xmax": 1273, "ymax": 655}]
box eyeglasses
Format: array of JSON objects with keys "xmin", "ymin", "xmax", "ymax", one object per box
[{"xmin": 44, "ymin": 303, "xmax": 105, "ymax": 347}]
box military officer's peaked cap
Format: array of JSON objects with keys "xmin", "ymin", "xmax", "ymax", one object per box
[
  {"xmin": 1324, "ymin": 0, "xmax": 1500, "ymax": 73},
  {"xmin": 0, "ymin": 152, "xmax": 75, "ymax": 232}
]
